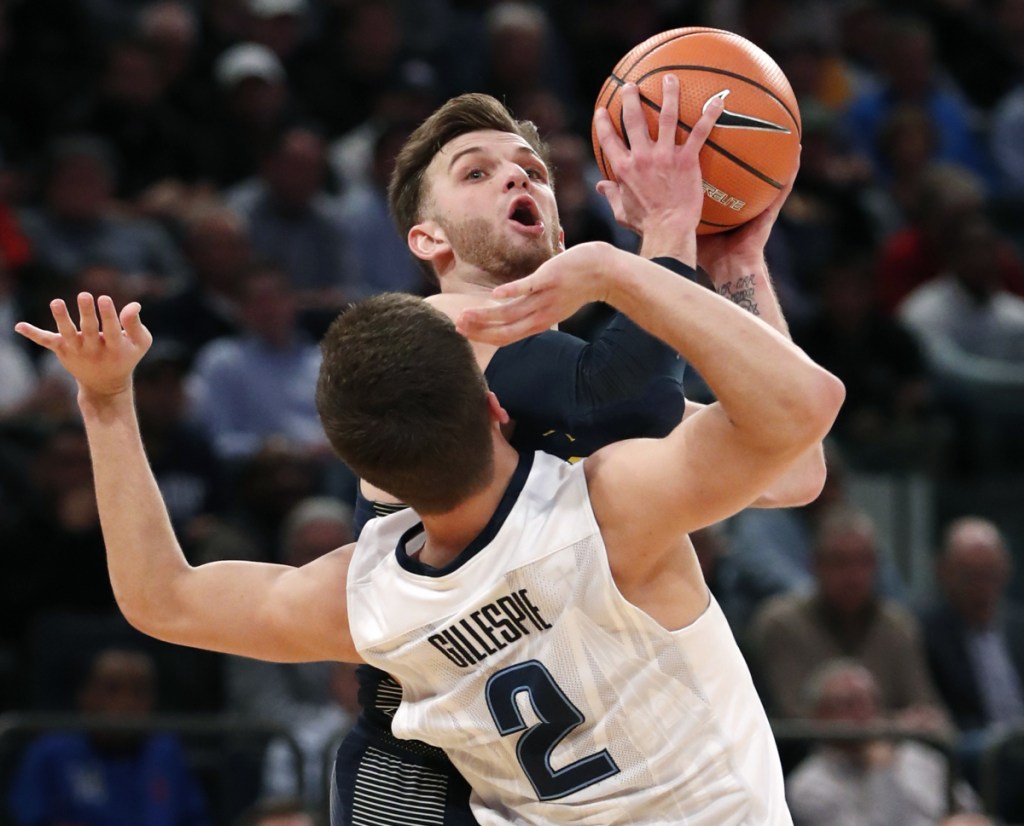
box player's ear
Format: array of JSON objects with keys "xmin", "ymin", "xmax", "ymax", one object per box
[
  {"xmin": 408, "ymin": 220, "xmax": 451, "ymax": 264},
  {"xmin": 486, "ymin": 391, "xmax": 510, "ymax": 426}
]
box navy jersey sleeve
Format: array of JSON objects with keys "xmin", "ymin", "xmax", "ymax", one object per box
[{"xmin": 484, "ymin": 257, "xmax": 695, "ymax": 456}]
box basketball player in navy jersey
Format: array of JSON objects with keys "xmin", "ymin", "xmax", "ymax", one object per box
[
  {"xmin": 337, "ymin": 78, "xmax": 824, "ymax": 824},
  {"xmin": 18, "ymin": 85, "xmax": 842, "ymax": 825}
]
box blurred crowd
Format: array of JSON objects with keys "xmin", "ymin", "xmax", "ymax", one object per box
[{"xmin": 1, "ymin": 0, "xmax": 1023, "ymax": 824}]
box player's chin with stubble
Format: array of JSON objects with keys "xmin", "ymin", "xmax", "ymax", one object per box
[{"xmin": 446, "ymin": 215, "xmax": 562, "ymax": 283}]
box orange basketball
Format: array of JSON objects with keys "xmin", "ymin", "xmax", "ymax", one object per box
[{"xmin": 592, "ymin": 27, "xmax": 801, "ymax": 235}]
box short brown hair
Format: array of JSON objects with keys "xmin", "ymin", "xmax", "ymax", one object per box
[
  {"xmin": 387, "ymin": 93, "xmax": 550, "ymax": 282},
  {"xmin": 316, "ymin": 293, "xmax": 494, "ymax": 513}
]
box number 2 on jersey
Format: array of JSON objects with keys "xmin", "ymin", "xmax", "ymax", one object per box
[{"xmin": 485, "ymin": 660, "xmax": 620, "ymax": 800}]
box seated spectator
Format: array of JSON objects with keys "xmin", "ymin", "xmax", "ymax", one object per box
[
  {"xmin": 235, "ymin": 796, "xmax": 318, "ymax": 826},
  {"xmin": 794, "ymin": 250, "xmax": 934, "ymax": 471},
  {"xmin": 898, "ymin": 215, "xmax": 1024, "ymax": 468},
  {"xmin": 207, "ymin": 42, "xmax": 304, "ymax": 187},
  {"xmin": 145, "ymin": 202, "xmax": 251, "ymax": 360},
  {"xmin": 186, "ymin": 264, "xmax": 329, "ymax": 462},
  {"xmin": 841, "ymin": 14, "xmax": 991, "ymax": 188},
  {"xmin": 875, "ymin": 164, "xmax": 1024, "ymax": 313},
  {"xmin": 336, "ymin": 120, "xmax": 427, "ymax": 297},
  {"xmin": 7, "ymin": 647, "xmax": 210, "ymax": 826},
  {"xmin": 748, "ymin": 505, "xmax": 942, "ymax": 718},
  {"xmin": 921, "ymin": 517, "xmax": 1024, "ymax": 731},
  {"xmin": 227, "ymin": 126, "xmax": 362, "ymax": 327},
  {"xmin": 726, "ymin": 441, "xmax": 905, "ymax": 625},
  {"xmin": 226, "ymin": 497, "xmax": 357, "ymax": 804},
  {"xmin": 189, "ymin": 440, "xmax": 321, "ymax": 566},
  {"xmin": 0, "ymin": 421, "xmax": 113, "ymax": 653},
  {"xmin": 135, "ymin": 342, "xmax": 228, "ymax": 540},
  {"xmin": 786, "ymin": 659, "xmax": 977, "ymax": 826},
  {"xmin": 61, "ymin": 35, "xmax": 205, "ymax": 198},
  {"xmin": 919, "ymin": 517, "xmax": 1024, "ymax": 821},
  {"xmin": 17, "ymin": 135, "xmax": 189, "ymax": 293},
  {"xmin": 0, "ymin": 337, "xmax": 38, "ymax": 420}
]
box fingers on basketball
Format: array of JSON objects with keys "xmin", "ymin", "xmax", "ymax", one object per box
[{"xmin": 592, "ymin": 27, "xmax": 801, "ymax": 235}]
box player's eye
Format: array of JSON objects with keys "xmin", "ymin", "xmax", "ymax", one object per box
[
  {"xmin": 465, "ymin": 168, "xmax": 485, "ymax": 180},
  {"xmin": 526, "ymin": 167, "xmax": 547, "ymax": 181}
]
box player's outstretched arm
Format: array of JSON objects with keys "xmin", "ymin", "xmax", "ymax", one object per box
[{"xmin": 15, "ymin": 295, "xmax": 360, "ymax": 664}]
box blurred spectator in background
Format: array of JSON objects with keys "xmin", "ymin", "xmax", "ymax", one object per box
[
  {"xmin": 227, "ymin": 497, "xmax": 357, "ymax": 805},
  {"xmin": 841, "ymin": 14, "xmax": 991, "ymax": 187},
  {"xmin": 138, "ymin": 2, "xmax": 215, "ymax": 131},
  {"xmin": 234, "ymin": 796, "xmax": 318, "ymax": 826},
  {"xmin": 135, "ymin": 342, "xmax": 228, "ymax": 542},
  {"xmin": 748, "ymin": 505, "xmax": 940, "ymax": 718},
  {"xmin": 328, "ymin": 60, "xmax": 440, "ymax": 191},
  {"xmin": 145, "ymin": 202, "xmax": 251, "ymax": 360},
  {"xmin": 62, "ymin": 35, "xmax": 205, "ymax": 198},
  {"xmin": 0, "ymin": 0, "xmax": 102, "ymax": 160},
  {"xmin": 189, "ymin": 439, "xmax": 320, "ymax": 566},
  {"xmin": 898, "ymin": 215, "xmax": 1024, "ymax": 469},
  {"xmin": 874, "ymin": 104, "xmax": 940, "ymax": 231},
  {"xmin": 186, "ymin": 264, "xmax": 328, "ymax": 463},
  {"xmin": 0, "ymin": 421, "xmax": 113, "ymax": 654},
  {"xmin": 337, "ymin": 120, "xmax": 428, "ymax": 296},
  {"xmin": 920, "ymin": 517, "xmax": 1024, "ymax": 732},
  {"xmin": 0, "ymin": 336, "xmax": 36, "ymax": 421},
  {"xmin": 227, "ymin": 126, "xmax": 362, "ymax": 319},
  {"xmin": 478, "ymin": 2, "xmax": 579, "ymax": 124},
  {"xmin": 290, "ymin": 0, "xmax": 408, "ymax": 139},
  {"xmin": 875, "ymin": 164, "xmax": 1024, "ymax": 314},
  {"xmin": 917, "ymin": 515, "xmax": 1024, "ymax": 826},
  {"xmin": 17, "ymin": 135, "xmax": 189, "ymax": 294},
  {"xmin": 786, "ymin": 659, "xmax": 976, "ymax": 826},
  {"xmin": 775, "ymin": 102, "xmax": 883, "ymax": 298},
  {"xmin": 245, "ymin": 0, "xmax": 310, "ymax": 70},
  {"xmin": 916, "ymin": 0, "xmax": 1024, "ymax": 112},
  {"xmin": 725, "ymin": 441, "xmax": 903, "ymax": 625},
  {"xmin": 208, "ymin": 42, "xmax": 302, "ymax": 187},
  {"xmin": 794, "ymin": 250, "xmax": 934, "ymax": 471},
  {"xmin": 7, "ymin": 647, "xmax": 210, "ymax": 826}
]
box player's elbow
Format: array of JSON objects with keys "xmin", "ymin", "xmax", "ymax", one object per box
[
  {"xmin": 780, "ymin": 367, "xmax": 846, "ymax": 449},
  {"xmin": 112, "ymin": 570, "xmax": 192, "ymax": 644}
]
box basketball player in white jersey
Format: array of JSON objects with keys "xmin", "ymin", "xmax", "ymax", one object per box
[{"xmin": 16, "ymin": 95, "xmax": 844, "ymax": 824}]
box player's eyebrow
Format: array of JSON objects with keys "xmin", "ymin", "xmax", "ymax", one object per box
[
  {"xmin": 446, "ymin": 145, "xmax": 548, "ymax": 175},
  {"xmin": 447, "ymin": 146, "xmax": 485, "ymax": 173}
]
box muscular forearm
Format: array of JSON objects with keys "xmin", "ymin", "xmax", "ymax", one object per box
[
  {"xmin": 601, "ymin": 248, "xmax": 842, "ymax": 450},
  {"xmin": 713, "ymin": 258, "xmax": 827, "ymax": 506},
  {"xmin": 79, "ymin": 388, "xmax": 191, "ymax": 629}
]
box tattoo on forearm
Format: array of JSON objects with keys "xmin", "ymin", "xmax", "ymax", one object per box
[{"xmin": 717, "ymin": 274, "xmax": 760, "ymax": 316}]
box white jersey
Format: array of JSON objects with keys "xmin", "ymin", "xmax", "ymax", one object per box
[{"xmin": 347, "ymin": 451, "xmax": 792, "ymax": 826}]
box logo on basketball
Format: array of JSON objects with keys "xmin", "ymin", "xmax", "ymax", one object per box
[{"xmin": 703, "ymin": 90, "xmax": 791, "ymax": 134}]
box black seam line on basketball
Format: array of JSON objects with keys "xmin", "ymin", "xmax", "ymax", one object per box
[
  {"xmin": 617, "ymin": 29, "xmax": 715, "ymax": 79},
  {"xmin": 700, "ymin": 218, "xmax": 734, "ymax": 228},
  {"xmin": 605, "ymin": 29, "xmax": 713, "ymax": 115},
  {"xmin": 635, "ymin": 64, "xmax": 801, "ymax": 138},
  {"xmin": 638, "ymin": 96, "xmax": 785, "ymax": 189}
]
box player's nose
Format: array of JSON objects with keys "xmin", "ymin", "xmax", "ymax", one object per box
[{"xmin": 503, "ymin": 165, "xmax": 530, "ymax": 190}]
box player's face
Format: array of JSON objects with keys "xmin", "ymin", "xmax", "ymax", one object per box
[{"xmin": 422, "ymin": 130, "xmax": 563, "ymax": 282}]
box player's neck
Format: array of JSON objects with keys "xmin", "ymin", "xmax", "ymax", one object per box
[
  {"xmin": 442, "ymin": 262, "xmax": 506, "ymax": 294},
  {"xmin": 417, "ymin": 438, "xmax": 520, "ymax": 567}
]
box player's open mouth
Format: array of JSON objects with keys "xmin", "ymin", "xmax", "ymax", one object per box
[{"xmin": 507, "ymin": 197, "xmax": 544, "ymax": 235}]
